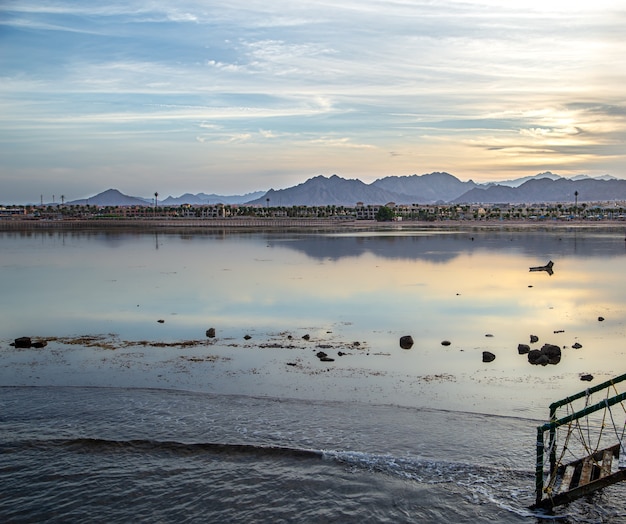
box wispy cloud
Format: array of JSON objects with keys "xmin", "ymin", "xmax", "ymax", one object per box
[{"xmin": 1, "ymin": 1, "xmax": 625, "ymax": 202}]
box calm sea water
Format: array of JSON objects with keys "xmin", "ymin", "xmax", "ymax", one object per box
[{"xmin": 2, "ymin": 226, "xmax": 626, "ymax": 522}]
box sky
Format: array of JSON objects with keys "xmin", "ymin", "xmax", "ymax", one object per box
[{"xmin": 1, "ymin": 1, "xmax": 626, "ymax": 204}]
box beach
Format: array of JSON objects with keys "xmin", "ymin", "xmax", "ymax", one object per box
[{"xmin": 2, "ymin": 224, "xmax": 626, "ymax": 522}]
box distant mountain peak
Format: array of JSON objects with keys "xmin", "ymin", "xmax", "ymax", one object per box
[{"xmin": 66, "ymin": 171, "xmax": 625, "ymax": 208}]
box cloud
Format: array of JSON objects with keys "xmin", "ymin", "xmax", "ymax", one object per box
[
  {"xmin": 1, "ymin": 0, "xmax": 626, "ymax": 202},
  {"xmin": 520, "ymin": 127, "xmax": 584, "ymax": 139}
]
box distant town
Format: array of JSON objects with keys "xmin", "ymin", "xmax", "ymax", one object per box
[
  {"xmin": 1, "ymin": 200, "xmax": 625, "ymax": 224},
  {"xmin": 3, "ymin": 172, "xmax": 626, "ymax": 225}
]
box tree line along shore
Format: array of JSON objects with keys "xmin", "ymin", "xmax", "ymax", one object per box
[{"xmin": 2, "ymin": 200, "xmax": 626, "ymax": 224}]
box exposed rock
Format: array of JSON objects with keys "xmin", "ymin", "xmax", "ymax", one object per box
[
  {"xmin": 485, "ymin": 334, "xmax": 494, "ymax": 337},
  {"xmin": 32, "ymin": 340, "xmax": 47, "ymax": 348},
  {"xmin": 244, "ymin": 334, "xmax": 252, "ymax": 340},
  {"xmin": 302, "ymin": 334, "xmax": 310, "ymax": 340},
  {"xmin": 482, "ymin": 351, "xmax": 496, "ymax": 363},
  {"xmin": 528, "ymin": 344, "xmax": 561, "ymax": 365},
  {"xmin": 598, "ymin": 316, "xmax": 605, "ymax": 322},
  {"xmin": 315, "ymin": 350, "xmax": 334, "ymax": 362},
  {"xmin": 352, "ymin": 341, "xmax": 361, "ymax": 347},
  {"xmin": 580, "ymin": 374, "xmax": 594, "ymax": 382},
  {"xmin": 541, "ymin": 344, "xmax": 562, "ymax": 364},
  {"xmin": 399, "ymin": 335, "xmax": 414, "ymax": 349},
  {"xmin": 530, "ymin": 335, "xmax": 539, "ymax": 343},
  {"xmin": 518, "ymin": 344, "xmax": 530, "ymax": 355},
  {"xmin": 157, "ymin": 319, "xmax": 165, "ymax": 323},
  {"xmin": 528, "ymin": 350, "xmax": 548, "ymax": 366},
  {"xmin": 441, "ymin": 340, "xmax": 451, "ymax": 346},
  {"xmin": 572, "ymin": 342, "xmax": 583, "ymax": 349},
  {"xmin": 206, "ymin": 328, "xmax": 216, "ymax": 338},
  {"xmin": 13, "ymin": 337, "xmax": 32, "ymax": 348}
]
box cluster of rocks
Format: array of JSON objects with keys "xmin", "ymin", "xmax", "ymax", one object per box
[
  {"xmin": 526, "ymin": 344, "xmax": 562, "ymax": 365},
  {"xmin": 203, "ymin": 327, "xmax": 363, "ymax": 362},
  {"xmin": 518, "ymin": 336, "xmax": 562, "ymax": 365},
  {"xmin": 518, "ymin": 334, "xmax": 586, "ymax": 373},
  {"xmin": 11, "ymin": 337, "xmax": 47, "ymax": 349}
]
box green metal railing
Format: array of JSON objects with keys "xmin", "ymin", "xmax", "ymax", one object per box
[{"xmin": 535, "ymin": 373, "xmax": 626, "ymax": 506}]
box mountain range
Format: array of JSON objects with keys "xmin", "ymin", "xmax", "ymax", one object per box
[{"xmin": 66, "ymin": 172, "xmax": 625, "ymax": 207}]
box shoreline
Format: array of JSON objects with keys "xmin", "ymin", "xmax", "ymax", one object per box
[{"xmin": 1, "ymin": 217, "xmax": 625, "ymax": 232}]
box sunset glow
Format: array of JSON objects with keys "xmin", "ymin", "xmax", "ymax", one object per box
[{"xmin": 1, "ymin": 1, "xmax": 625, "ymax": 202}]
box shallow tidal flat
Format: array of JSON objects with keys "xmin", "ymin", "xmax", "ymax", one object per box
[{"xmin": 2, "ymin": 223, "xmax": 625, "ymax": 418}]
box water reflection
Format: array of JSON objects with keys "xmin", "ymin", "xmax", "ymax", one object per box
[{"xmin": 1, "ymin": 228, "xmax": 625, "ymax": 414}]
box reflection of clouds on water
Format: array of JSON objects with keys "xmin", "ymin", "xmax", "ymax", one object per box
[
  {"xmin": 1, "ymin": 229, "xmax": 626, "ymax": 416},
  {"xmin": 276, "ymin": 230, "xmax": 626, "ymax": 262}
]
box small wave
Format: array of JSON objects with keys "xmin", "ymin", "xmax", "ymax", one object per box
[
  {"xmin": 1, "ymin": 437, "xmax": 325, "ymax": 460},
  {"xmin": 323, "ymin": 449, "xmax": 538, "ymax": 515}
]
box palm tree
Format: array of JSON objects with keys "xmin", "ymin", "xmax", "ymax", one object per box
[{"xmin": 154, "ymin": 192, "xmax": 159, "ymax": 216}]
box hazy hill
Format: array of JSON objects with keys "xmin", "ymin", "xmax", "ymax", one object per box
[
  {"xmin": 371, "ymin": 172, "xmax": 477, "ymax": 202},
  {"xmin": 161, "ymin": 191, "xmax": 264, "ymax": 206},
  {"xmin": 66, "ymin": 172, "xmax": 626, "ymax": 207},
  {"xmin": 68, "ymin": 189, "xmax": 149, "ymax": 206},
  {"xmin": 453, "ymin": 177, "xmax": 626, "ymax": 204},
  {"xmin": 245, "ymin": 174, "xmax": 407, "ymax": 206},
  {"xmin": 484, "ymin": 171, "xmax": 617, "ymax": 188}
]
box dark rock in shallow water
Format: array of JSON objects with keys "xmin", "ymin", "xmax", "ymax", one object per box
[
  {"xmin": 244, "ymin": 334, "xmax": 252, "ymax": 340},
  {"xmin": 598, "ymin": 316, "xmax": 605, "ymax": 322},
  {"xmin": 482, "ymin": 351, "xmax": 496, "ymax": 363},
  {"xmin": 541, "ymin": 344, "xmax": 561, "ymax": 364},
  {"xmin": 316, "ymin": 351, "xmax": 335, "ymax": 362},
  {"xmin": 528, "ymin": 344, "xmax": 561, "ymax": 365},
  {"xmin": 32, "ymin": 340, "xmax": 47, "ymax": 348},
  {"xmin": 528, "ymin": 350, "xmax": 548, "ymax": 366},
  {"xmin": 580, "ymin": 374, "xmax": 594, "ymax": 382},
  {"xmin": 206, "ymin": 328, "xmax": 216, "ymax": 338},
  {"xmin": 572, "ymin": 342, "xmax": 582, "ymax": 349},
  {"xmin": 441, "ymin": 340, "xmax": 451, "ymax": 346},
  {"xmin": 518, "ymin": 344, "xmax": 530, "ymax": 355},
  {"xmin": 302, "ymin": 334, "xmax": 310, "ymax": 341},
  {"xmin": 530, "ymin": 335, "xmax": 539, "ymax": 343},
  {"xmin": 13, "ymin": 337, "xmax": 32, "ymax": 348},
  {"xmin": 157, "ymin": 319, "xmax": 165, "ymax": 324},
  {"xmin": 399, "ymin": 335, "xmax": 414, "ymax": 349}
]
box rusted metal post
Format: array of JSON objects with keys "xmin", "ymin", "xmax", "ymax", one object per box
[
  {"xmin": 536, "ymin": 426, "xmax": 545, "ymax": 507},
  {"xmin": 549, "ymin": 403, "xmax": 558, "ymax": 478}
]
